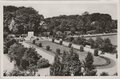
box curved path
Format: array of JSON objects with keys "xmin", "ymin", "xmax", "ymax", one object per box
[{"xmin": 96, "ymin": 53, "xmax": 117, "ymax": 75}]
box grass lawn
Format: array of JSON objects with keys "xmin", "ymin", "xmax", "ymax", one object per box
[{"xmin": 34, "ymin": 40, "xmax": 108, "ymax": 67}]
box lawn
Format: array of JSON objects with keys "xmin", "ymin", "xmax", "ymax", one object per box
[{"xmin": 34, "ymin": 40, "xmax": 108, "ymax": 67}]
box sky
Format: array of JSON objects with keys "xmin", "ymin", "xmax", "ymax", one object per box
[{"xmin": 6, "ymin": 2, "xmax": 117, "ymax": 19}]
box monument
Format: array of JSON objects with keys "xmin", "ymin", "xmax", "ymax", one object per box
[
  {"xmin": 25, "ymin": 31, "xmax": 34, "ymax": 40},
  {"xmin": 28, "ymin": 31, "xmax": 34, "ymax": 37}
]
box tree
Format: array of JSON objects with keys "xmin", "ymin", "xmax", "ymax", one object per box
[
  {"xmin": 38, "ymin": 42, "xmax": 42, "ymax": 47},
  {"xmin": 87, "ymin": 38, "xmax": 95, "ymax": 48},
  {"xmin": 23, "ymin": 47, "xmax": 40, "ymax": 65},
  {"xmin": 94, "ymin": 37, "xmax": 103, "ymax": 49},
  {"xmin": 46, "ymin": 45, "xmax": 50, "ymax": 51},
  {"xmin": 101, "ymin": 38, "xmax": 114, "ymax": 53},
  {"xmin": 63, "ymin": 48, "xmax": 82, "ymax": 76},
  {"xmin": 68, "ymin": 42, "xmax": 72, "ymax": 48},
  {"xmin": 75, "ymin": 36, "xmax": 86, "ymax": 46},
  {"xmin": 80, "ymin": 45, "xmax": 84, "ymax": 52},
  {"xmin": 85, "ymin": 52, "xmax": 94, "ymax": 70},
  {"xmin": 94, "ymin": 49, "xmax": 99, "ymax": 56},
  {"xmin": 4, "ymin": 6, "xmax": 44, "ymax": 34},
  {"xmin": 83, "ymin": 52, "xmax": 97, "ymax": 76},
  {"xmin": 8, "ymin": 43, "xmax": 26, "ymax": 66},
  {"xmin": 50, "ymin": 55, "xmax": 63, "ymax": 76},
  {"xmin": 50, "ymin": 48, "xmax": 82, "ymax": 76},
  {"xmin": 28, "ymin": 64, "xmax": 38, "ymax": 76},
  {"xmin": 37, "ymin": 58, "xmax": 50, "ymax": 68},
  {"xmin": 56, "ymin": 48, "xmax": 61, "ymax": 55}
]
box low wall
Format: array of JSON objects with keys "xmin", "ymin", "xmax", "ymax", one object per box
[{"xmin": 52, "ymin": 39, "xmax": 102, "ymax": 55}]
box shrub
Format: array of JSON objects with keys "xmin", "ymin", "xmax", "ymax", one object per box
[
  {"xmin": 52, "ymin": 39, "xmax": 55, "ymax": 42},
  {"xmin": 94, "ymin": 49, "xmax": 99, "ymax": 56},
  {"xmin": 37, "ymin": 58, "xmax": 50, "ymax": 68},
  {"xmin": 85, "ymin": 70, "xmax": 97, "ymax": 76},
  {"xmin": 56, "ymin": 48, "xmax": 61, "ymax": 55},
  {"xmin": 46, "ymin": 45, "xmax": 50, "ymax": 51},
  {"xmin": 113, "ymin": 72, "xmax": 118, "ymax": 76},
  {"xmin": 80, "ymin": 45, "xmax": 84, "ymax": 52},
  {"xmin": 59, "ymin": 41, "xmax": 63, "ymax": 45},
  {"xmin": 100, "ymin": 72, "xmax": 109, "ymax": 76},
  {"xmin": 36, "ymin": 38, "xmax": 39, "ymax": 40},
  {"xmin": 68, "ymin": 43, "xmax": 72, "ymax": 48},
  {"xmin": 87, "ymin": 38, "xmax": 95, "ymax": 48},
  {"xmin": 39, "ymin": 42, "xmax": 42, "ymax": 47},
  {"xmin": 32, "ymin": 39, "xmax": 35, "ymax": 44}
]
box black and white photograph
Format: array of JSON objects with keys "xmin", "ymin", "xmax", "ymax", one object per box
[{"xmin": 1, "ymin": 0, "xmax": 119, "ymax": 77}]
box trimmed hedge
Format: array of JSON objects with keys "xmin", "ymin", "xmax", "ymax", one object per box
[
  {"xmin": 32, "ymin": 39, "xmax": 36, "ymax": 44},
  {"xmin": 39, "ymin": 42, "xmax": 42, "ymax": 47},
  {"xmin": 59, "ymin": 41, "xmax": 63, "ymax": 45},
  {"xmin": 94, "ymin": 49, "xmax": 98, "ymax": 56},
  {"xmin": 56, "ymin": 48, "xmax": 61, "ymax": 55},
  {"xmin": 68, "ymin": 43, "xmax": 72, "ymax": 48},
  {"xmin": 80, "ymin": 45, "xmax": 84, "ymax": 52},
  {"xmin": 52, "ymin": 39, "xmax": 55, "ymax": 42},
  {"xmin": 46, "ymin": 45, "xmax": 50, "ymax": 51}
]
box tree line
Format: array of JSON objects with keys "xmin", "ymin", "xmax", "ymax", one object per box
[
  {"xmin": 4, "ymin": 6, "xmax": 117, "ymax": 37},
  {"xmin": 45, "ymin": 12, "xmax": 117, "ymax": 35}
]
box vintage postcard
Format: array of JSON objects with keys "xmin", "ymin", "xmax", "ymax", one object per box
[{"xmin": 0, "ymin": 0, "xmax": 119, "ymax": 79}]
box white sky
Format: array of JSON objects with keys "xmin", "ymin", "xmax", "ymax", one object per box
[{"xmin": 5, "ymin": 2, "xmax": 117, "ymax": 19}]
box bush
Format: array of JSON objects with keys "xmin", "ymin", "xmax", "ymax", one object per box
[
  {"xmin": 59, "ymin": 41, "xmax": 63, "ymax": 45},
  {"xmin": 85, "ymin": 70, "xmax": 97, "ymax": 76},
  {"xmin": 68, "ymin": 43, "xmax": 72, "ymax": 48},
  {"xmin": 46, "ymin": 45, "xmax": 50, "ymax": 51},
  {"xmin": 52, "ymin": 39, "xmax": 55, "ymax": 42},
  {"xmin": 32, "ymin": 40, "xmax": 35, "ymax": 44},
  {"xmin": 80, "ymin": 45, "xmax": 84, "ymax": 52},
  {"xmin": 94, "ymin": 49, "xmax": 98, "ymax": 56},
  {"xmin": 56, "ymin": 48, "xmax": 61, "ymax": 55},
  {"xmin": 8, "ymin": 69, "xmax": 25, "ymax": 76},
  {"xmin": 37, "ymin": 58, "xmax": 50, "ymax": 68},
  {"xmin": 100, "ymin": 72, "xmax": 109, "ymax": 76},
  {"xmin": 36, "ymin": 38, "xmax": 39, "ymax": 40},
  {"xmin": 39, "ymin": 42, "xmax": 42, "ymax": 47}
]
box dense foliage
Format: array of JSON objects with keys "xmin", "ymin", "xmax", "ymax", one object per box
[
  {"xmin": 4, "ymin": 6, "xmax": 117, "ymax": 37},
  {"xmin": 45, "ymin": 12, "xmax": 117, "ymax": 35},
  {"xmin": 4, "ymin": 36, "xmax": 50, "ymax": 76},
  {"xmin": 50, "ymin": 48, "xmax": 82, "ymax": 76},
  {"xmin": 50, "ymin": 48, "xmax": 97, "ymax": 76},
  {"xmin": 67, "ymin": 36, "xmax": 115, "ymax": 53},
  {"xmin": 4, "ymin": 6, "xmax": 44, "ymax": 35}
]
